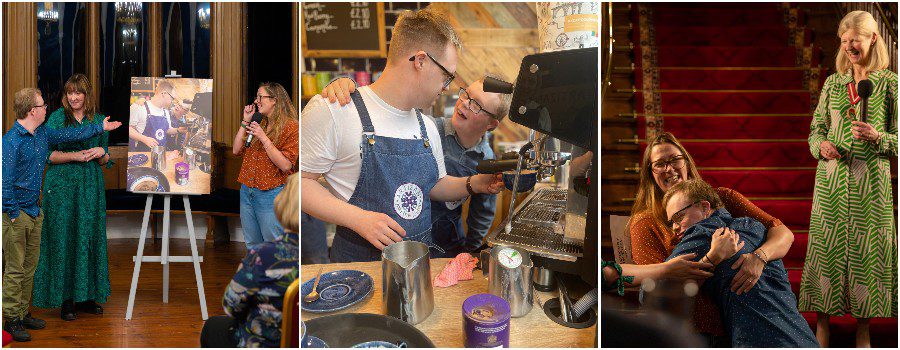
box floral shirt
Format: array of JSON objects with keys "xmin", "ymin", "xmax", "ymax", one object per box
[{"xmin": 224, "ymin": 231, "xmax": 299, "ymax": 347}]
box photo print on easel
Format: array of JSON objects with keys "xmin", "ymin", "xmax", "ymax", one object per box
[{"xmin": 127, "ymin": 77, "xmax": 213, "ymax": 195}]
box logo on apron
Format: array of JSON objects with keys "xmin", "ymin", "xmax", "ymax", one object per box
[
  {"xmin": 393, "ymin": 183, "xmax": 424, "ymax": 220},
  {"xmin": 155, "ymin": 129, "xmax": 165, "ymax": 140},
  {"xmin": 445, "ymin": 199, "xmax": 462, "ymax": 210}
]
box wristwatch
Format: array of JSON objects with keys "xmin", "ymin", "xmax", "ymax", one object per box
[{"xmin": 466, "ymin": 176, "xmax": 476, "ymax": 197}]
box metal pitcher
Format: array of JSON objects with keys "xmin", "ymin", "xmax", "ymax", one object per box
[
  {"xmin": 151, "ymin": 146, "xmax": 167, "ymax": 172},
  {"xmin": 482, "ymin": 245, "xmax": 535, "ymax": 317},
  {"xmin": 382, "ymin": 241, "xmax": 434, "ymax": 325}
]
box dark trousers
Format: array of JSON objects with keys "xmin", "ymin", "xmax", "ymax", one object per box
[
  {"xmin": 301, "ymin": 213, "xmax": 330, "ymax": 264},
  {"xmin": 200, "ymin": 315, "xmax": 238, "ymax": 348}
]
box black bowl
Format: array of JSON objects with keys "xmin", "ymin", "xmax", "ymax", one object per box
[
  {"xmin": 127, "ymin": 166, "xmax": 170, "ymax": 193},
  {"xmin": 304, "ymin": 313, "xmax": 435, "ymax": 348}
]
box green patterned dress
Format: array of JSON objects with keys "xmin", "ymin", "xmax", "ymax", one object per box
[
  {"xmin": 800, "ymin": 69, "xmax": 898, "ymax": 318},
  {"xmin": 32, "ymin": 108, "xmax": 111, "ymax": 308}
]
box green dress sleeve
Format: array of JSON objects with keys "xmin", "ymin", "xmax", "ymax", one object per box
[
  {"xmin": 809, "ymin": 74, "xmax": 834, "ymax": 160},
  {"xmin": 875, "ymin": 72, "xmax": 897, "ymax": 157}
]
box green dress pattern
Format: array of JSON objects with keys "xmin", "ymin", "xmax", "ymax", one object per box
[
  {"xmin": 800, "ymin": 69, "xmax": 898, "ymax": 318},
  {"xmin": 32, "ymin": 108, "xmax": 111, "ymax": 308}
]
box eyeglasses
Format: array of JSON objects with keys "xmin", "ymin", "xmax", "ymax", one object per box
[
  {"xmin": 409, "ymin": 52, "xmax": 455, "ymax": 89},
  {"xmin": 32, "ymin": 103, "xmax": 47, "ymax": 110},
  {"xmin": 458, "ymin": 87, "xmax": 498, "ymax": 119},
  {"xmin": 667, "ymin": 200, "xmax": 701, "ymax": 228},
  {"xmin": 651, "ymin": 155, "xmax": 686, "ymax": 174},
  {"xmin": 255, "ymin": 94, "xmax": 275, "ymax": 101},
  {"xmin": 164, "ymin": 91, "xmax": 176, "ymax": 101}
]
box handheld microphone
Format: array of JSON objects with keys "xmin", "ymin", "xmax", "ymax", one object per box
[
  {"xmin": 244, "ymin": 112, "xmax": 264, "ymax": 148},
  {"xmin": 857, "ymin": 79, "xmax": 872, "ymax": 123}
]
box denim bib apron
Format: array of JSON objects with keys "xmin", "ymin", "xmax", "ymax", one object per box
[
  {"xmin": 329, "ymin": 91, "xmax": 440, "ymax": 263},
  {"xmin": 429, "ymin": 119, "xmax": 470, "ymax": 257},
  {"xmin": 132, "ymin": 103, "xmax": 170, "ymax": 152}
]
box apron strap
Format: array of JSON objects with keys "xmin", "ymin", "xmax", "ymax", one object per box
[
  {"xmin": 350, "ymin": 91, "xmax": 376, "ymax": 146},
  {"xmin": 414, "ymin": 109, "xmax": 430, "ymax": 148}
]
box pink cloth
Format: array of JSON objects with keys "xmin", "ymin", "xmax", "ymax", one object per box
[{"xmin": 433, "ymin": 253, "xmax": 479, "ymax": 288}]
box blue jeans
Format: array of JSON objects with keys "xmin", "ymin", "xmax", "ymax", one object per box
[
  {"xmin": 300, "ymin": 213, "xmax": 330, "ymax": 264},
  {"xmin": 239, "ymin": 184, "xmax": 284, "ymax": 249}
]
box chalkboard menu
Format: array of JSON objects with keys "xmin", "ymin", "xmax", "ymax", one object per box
[{"xmin": 302, "ymin": 2, "xmax": 387, "ymax": 58}]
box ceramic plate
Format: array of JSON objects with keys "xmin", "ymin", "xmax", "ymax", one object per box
[
  {"xmin": 128, "ymin": 154, "xmax": 149, "ymax": 167},
  {"xmin": 303, "ymin": 336, "xmax": 329, "ymax": 348},
  {"xmin": 301, "ymin": 270, "xmax": 373, "ymax": 313}
]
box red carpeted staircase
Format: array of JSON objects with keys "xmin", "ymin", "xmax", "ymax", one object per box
[{"xmin": 630, "ymin": 3, "xmax": 897, "ymax": 347}]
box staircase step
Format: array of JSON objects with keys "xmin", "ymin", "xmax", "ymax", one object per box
[
  {"xmin": 784, "ymin": 232, "xmax": 808, "ymax": 268},
  {"xmin": 636, "ymin": 91, "xmax": 811, "ymax": 114},
  {"xmin": 653, "ymin": 69, "xmax": 809, "ymax": 90},
  {"xmin": 651, "ymin": 8, "xmax": 787, "ymax": 26},
  {"xmin": 641, "ymin": 141, "xmax": 818, "ymax": 167},
  {"xmin": 638, "ymin": 46, "xmax": 808, "ymax": 68},
  {"xmin": 748, "ymin": 199, "xmax": 812, "ymax": 230},
  {"xmin": 701, "ymin": 169, "xmax": 815, "ymax": 197},
  {"xmin": 637, "ymin": 115, "xmax": 812, "ymax": 139},
  {"xmin": 652, "ymin": 26, "xmax": 794, "ymax": 46},
  {"xmin": 801, "ymin": 313, "xmax": 898, "ymax": 348}
]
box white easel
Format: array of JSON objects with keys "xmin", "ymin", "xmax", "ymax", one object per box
[{"xmin": 125, "ymin": 72, "xmax": 208, "ymax": 320}]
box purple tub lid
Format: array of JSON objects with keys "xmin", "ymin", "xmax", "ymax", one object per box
[{"xmin": 462, "ymin": 293, "xmax": 511, "ymax": 324}]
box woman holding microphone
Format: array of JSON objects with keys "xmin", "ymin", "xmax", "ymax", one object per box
[
  {"xmin": 232, "ymin": 82, "xmax": 299, "ymax": 249},
  {"xmin": 800, "ymin": 10, "xmax": 897, "ymax": 347}
]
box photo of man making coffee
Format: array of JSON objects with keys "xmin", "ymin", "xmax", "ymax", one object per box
[{"xmin": 300, "ymin": 2, "xmax": 598, "ymax": 348}]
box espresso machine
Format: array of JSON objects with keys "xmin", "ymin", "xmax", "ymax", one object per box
[{"xmin": 477, "ymin": 47, "xmax": 598, "ymax": 327}]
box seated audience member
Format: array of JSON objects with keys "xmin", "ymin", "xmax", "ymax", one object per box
[
  {"xmin": 200, "ymin": 174, "xmax": 299, "ymax": 348},
  {"xmin": 663, "ymin": 180, "xmax": 818, "ymax": 348}
]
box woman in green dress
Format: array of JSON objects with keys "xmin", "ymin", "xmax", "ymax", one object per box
[
  {"xmin": 800, "ymin": 10, "xmax": 897, "ymax": 347},
  {"xmin": 32, "ymin": 74, "xmax": 111, "ymax": 320}
]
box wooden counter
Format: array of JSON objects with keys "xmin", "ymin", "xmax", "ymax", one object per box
[{"xmin": 301, "ymin": 259, "xmax": 597, "ymax": 348}]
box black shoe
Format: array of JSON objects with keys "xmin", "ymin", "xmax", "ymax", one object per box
[
  {"xmin": 22, "ymin": 313, "xmax": 45, "ymax": 330},
  {"xmin": 76, "ymin": 300, "xmax": 103, "ymax": 315},
  {"xmin": 61, "ymin": 299, "xmax": 76, "ymax": 321},
  {"xmin": 3, "ymin": 317, "xmax": 31, "ymax": 342}
]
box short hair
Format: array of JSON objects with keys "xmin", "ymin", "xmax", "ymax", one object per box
[
  {"xmin": 14, "ymin": 88, "xmax": 42, "ymax": 120},
  {"xmin": 836, "ymin": 11, "xmax": 890, "ymax": 73},
  {"xmin": 480, "ymin": 72, "xmax": 512, "ymax": 120},
  {"xmin": 387, "ymin": 6, "xmax": 462, "ymax": 64},
  {"xmin": 274, "ymin": 173, "xmax": 299, "ymax": 233},
  {"xmin": 155, "ymin": 80, "xmax": 174, "ymax": 95},
  {"xmin": 662, "ymin": 179, "xmax": 723, "ymax": 213}
]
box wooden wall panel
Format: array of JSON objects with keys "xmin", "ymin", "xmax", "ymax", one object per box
[
  {"xmin": 210, "ymin": 3, "xmax": 246, "ymax": 146},
  {"xmin": 292, "ymin": 3, "xmax": 300, "ymax": 112},
  {"xmin": 85, "ymin": 4, "xmax": 101, "ymax": 101},
  {"xmin": 148, "ymin": 3, "xmax": 163, "ymax": 77},
  {"xmin": 2, "ymin": 3, "xmax": 38, "ymax": 132}
]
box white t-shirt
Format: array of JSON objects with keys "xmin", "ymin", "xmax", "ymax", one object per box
[
  {"xmin": 301, "ymin": 86, "xmax": 447, "ymax": 202},
  {"xmin": 129, "ymin": 100, "xmax": 172, "ymax": 134}
]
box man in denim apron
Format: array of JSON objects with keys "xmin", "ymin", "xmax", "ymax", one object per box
[
  {"xmin": 300, "ymin": 8, "xmax": 503, "ymax": 263},
  {"xmin": 128, "ymin": 80, "xmax": 176, "ymax": 152},
  {"xmin": 320, "ymin": 76, "xmax": 512, "ymax": 258}
]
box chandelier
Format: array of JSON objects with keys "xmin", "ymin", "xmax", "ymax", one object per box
[{"xmin": 115, "ymin": 2, "xmax": 142, "ymax": 24}]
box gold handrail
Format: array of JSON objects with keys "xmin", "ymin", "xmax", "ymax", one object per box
[{"xmin": 601, "ymin": 2, "xmax": 614, "ymax": 97}]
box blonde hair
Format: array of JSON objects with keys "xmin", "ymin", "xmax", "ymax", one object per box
[
  {"xmin": 630, "ymin": 132, "xmax": 703, "ymax": 226},
  {"xmin": 480, "ymin": 73, "xmax": 512, "ymax": 120},
  {"xmin": 662, "ymin": 179, "xmax": 723, "ymax": 213},
  {"xmin": 274, "ymin": 173, "xmax": 299, "ymax": 233},
  {"xmin": 388, "ymin": 6, "xmax": 462, "ymax": 64},
  {"xmin": 259, "ymin": 82, "xmax": 298, "ymax": 145},
  {"xmin": 14, "ymin": 88, "xmax": 42, "ymax": 120},
  {"xmin": 62, "ymin": 74, "xmax": 97, "ymax": 126},
  {"xmin": 156, "ymin": 79, "xmax": 174, "ymax": 95},
  {"xmin": 836, "ymin": 11, "xmax": 890, "ymax": 74}
]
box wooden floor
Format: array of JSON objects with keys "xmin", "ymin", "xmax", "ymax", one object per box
[{"xmin": 14, "ymin": 239, "xmax": 246, "ymax": 348}]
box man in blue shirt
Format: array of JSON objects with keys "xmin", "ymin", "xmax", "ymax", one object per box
[
  {"xmin": 320, "ymin": 74, "xmax": 511, "ymax": 257},
  {"xmin": 2, "ymin": 88, "xmax": 121, "ymax": 342}
]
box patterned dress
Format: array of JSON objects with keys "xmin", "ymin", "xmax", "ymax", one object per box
[
  {"xmin": 800, "ymin": 69, "xmax": 898, "ymax": 318},
  {"xmin": 32, "ymin": 108, "xmax": 111, "ymax": 307},
  {"xmin": 224, "ymin": 231, "xmax": 299, "ymax": 347}
]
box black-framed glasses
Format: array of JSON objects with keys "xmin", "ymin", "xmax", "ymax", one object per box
[
  {"xmin": 164, "ymin": 91, "xmax": 177, "ymax": 101},
  {"xmin": 409, "ymin": 51, "xmax": 455, "ymax": 89},
  {"xmin": 667, "ymin": 200, "xmax": 701, "ymax": 227},
  {"xmin": 458, "ymin": 87, "xmax": 498, "ymax": 119},
  {"xmin": 255, "ymin": 94, "xmax": 275, "ymax": 101},
  {"xmin": 32, "ymin": 103, "xmax": 47, "ymax": 110},
  {"xmin": 651, "ymin": 155, "xmax": 686, "ymax": 174}
]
